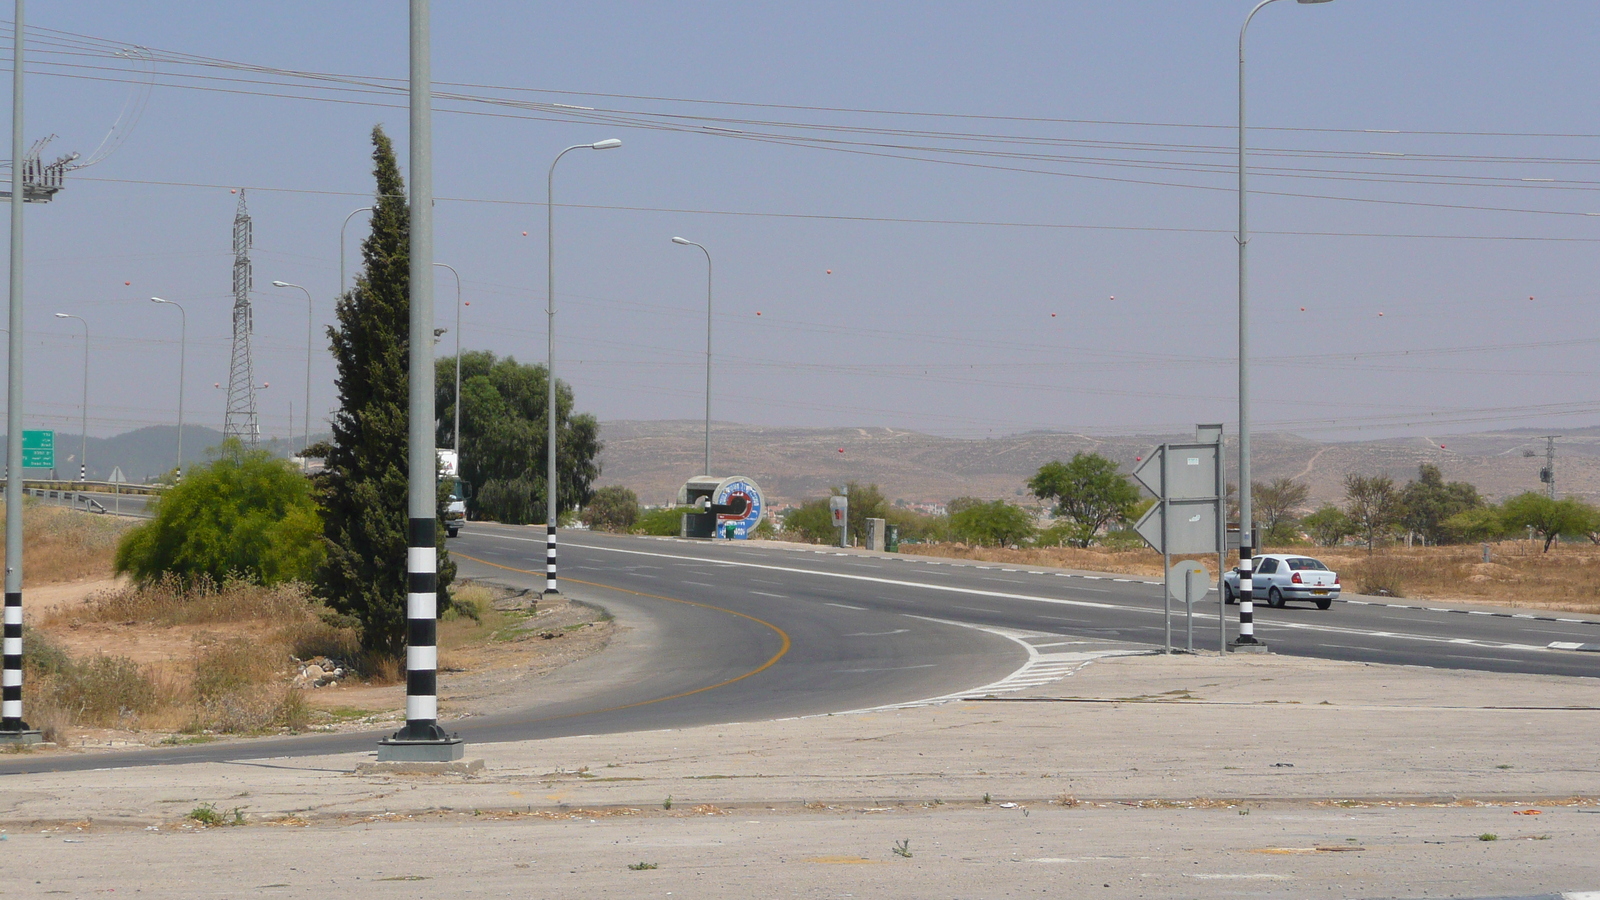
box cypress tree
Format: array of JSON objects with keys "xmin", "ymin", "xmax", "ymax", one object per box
[{"xmin": 314, "ymin": 125, "xmax": 455, "ymax": 657}]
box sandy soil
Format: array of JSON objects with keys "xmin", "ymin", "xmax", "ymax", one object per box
[{"xmin": 23, "ymin": 577, "xmax": 614, "ymax": 751}]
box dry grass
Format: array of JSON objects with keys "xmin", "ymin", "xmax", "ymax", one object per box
[
  {"xmin": 25, "ymin": 578, "xmax": 359, "ymax": 740},
  {"xmin": 1305, "ymin": 541, "xmax": 1600, "ymax": 613},
  {"xmin": 904, "ymin": 541, "xmax": 1186, "ymax": 577},
  {"xmin": 0, "ymin": 501, "xmax": 134, "ymax": 584},
  {"xmin": 900, "ymin": 539, "xmax": 1600, "ymax": 615}
]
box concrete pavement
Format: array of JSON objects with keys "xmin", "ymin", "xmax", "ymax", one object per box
[{"xmin": 3, "ymin": 651, "xmax": 1597, "ymax": 898}]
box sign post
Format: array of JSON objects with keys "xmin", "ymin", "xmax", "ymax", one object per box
[{"xmin": 1133, "ymin": 424, "xmax": 1225, "ymax": 653}]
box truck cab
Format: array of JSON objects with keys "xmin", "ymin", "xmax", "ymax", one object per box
[{"xmin": 438, "ymin": 449, "xmax": 468, "ymax": 538}]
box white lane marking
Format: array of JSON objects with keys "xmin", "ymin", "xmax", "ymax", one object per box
[
  {"xmin": 836, "ymin": 664, "xmax": 937, "ymax": 673},
  {"xmin": 683, "ymin": 580, "xmax": 715, "ymax": 588},
  {"xmin": 750, "ymin": 591, "xmax": 788, "ymax": 599},
  {"xmin": 478, "ymin": 533, "xmax": 1573, "ymax": 655},
  {"xmin": 826, "ymin": 602, "xmax": 866, "ymax": 611},
  {"xmin": 847, "ymin": 616, "xmax": 1150, "ymax": 710},
  {"xmin": 844, "ymin": 629, "xmax": 910, "ymax": 637}
]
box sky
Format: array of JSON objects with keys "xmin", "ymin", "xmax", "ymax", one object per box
[{"xmin": 3, "ymin": 1, "xmax": 1599, "ymax": 446}]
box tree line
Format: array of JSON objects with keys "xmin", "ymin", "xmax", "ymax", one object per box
[{"xmin": 1294, "ymin": 464, "xmax": 1599, "ymax": 553}]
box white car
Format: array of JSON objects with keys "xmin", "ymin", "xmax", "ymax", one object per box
[{"xmin": 1222, "ymin": 554, "xmax": 1340, "ymax": 610}]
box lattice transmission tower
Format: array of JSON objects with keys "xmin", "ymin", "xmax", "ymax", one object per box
[{"xmin": 224, "ymin": 190, "xmax": 259, "ymax": 443}]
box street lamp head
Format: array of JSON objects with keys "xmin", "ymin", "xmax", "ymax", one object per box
[
  {"xmin": 150, "ymin": 296, "xmax": 167, "ymax": 304},
  {"xmin": 590, "ymin": 138, "xmax": 623, "ymax": 150},
  {"xmin": 1297, "ymin": 0, "xmax": 1334, "ymax": 4},
  {"xmin": 671, "ymin": 236, "xmax": 693, "ymax": 245},
  {"xmin": 271, "ymin": 280, "xmax": 290, "ymax": 287},
  {"xmin": 53, "ymin": 313, "xmax": 70, "ymax": 319}
]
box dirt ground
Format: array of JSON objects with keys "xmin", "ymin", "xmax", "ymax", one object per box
[{"xmin": 24, "ymin": 577, "xmax": 613, "ymax": 751}]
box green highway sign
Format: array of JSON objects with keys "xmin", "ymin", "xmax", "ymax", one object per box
[{"xmin": 21, "ymin": 429, "xmax": 54, "ymax": 469}]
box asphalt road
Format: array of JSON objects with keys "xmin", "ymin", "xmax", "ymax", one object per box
[
  {"xmin": 4, "ymin": 524, "xmax": 1596, "ymax": 775},
  {"xmin": 493, "ymin": 526, "xmax": 1600, "ymax": 680}
]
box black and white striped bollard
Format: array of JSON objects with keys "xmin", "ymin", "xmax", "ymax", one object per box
[
  {"xmin": 1, "ymin": 589, "xmax": 28, "ymax": 737},
  {"xmin": 377, "ymin": 517, "xmax": 461, "ymax": 760},
  {"xmin": 1230, "ymin": 547, "xmax": 1265, "ymax": 651},
  {"xmin": 545, "ymin": 525, "xmax": 558, "ymax": 594}
]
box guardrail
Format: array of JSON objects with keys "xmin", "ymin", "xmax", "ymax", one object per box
[
  {"xmin": 5, "ymin": 483, "xmax": 160, "ymax": 518},
  {"xmin": 1, "ymin": 478, "xmax": 168, "ymax": 496}
]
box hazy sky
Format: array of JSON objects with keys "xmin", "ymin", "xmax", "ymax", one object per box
[{"xmin": 4, "ymin": 1, "xmax": 1598, "ymax": 444}]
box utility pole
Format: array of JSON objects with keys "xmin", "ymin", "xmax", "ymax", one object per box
[{"xmin": 1540, "ymin": 435, "xmax": 1560, "ymax": 499}]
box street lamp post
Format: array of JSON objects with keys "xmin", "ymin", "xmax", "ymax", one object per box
[
  {"xmin": 340, "ymin": 207, "xmax": 374, "ymax": 298},
  {"xmin": 53, "ymin": 313, "xmax": 88, "ymax": 481},
  {"xmin": 270, "ymin": 281, "xmax": 314, "ymax": 458},
  {"xmin": 433, "ymin": 262, "xmax": 462, "ymax": 457},
  {"xmin": 544, "ymin": 138, "xmax": 621, "ymax": 595},
  {"xmin": 671, "ymin": 236, "xmax": 713, "ymax": 477},
  {"xmin": 149, "ymin": 298, "xmax": 187, "ymax": 482},
  {"xmin": 1235, "ymin": 0, "xmax": 1333, "ymax": 651}
]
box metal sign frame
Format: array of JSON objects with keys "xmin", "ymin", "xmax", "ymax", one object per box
[{"xmin": 1133, "ymin": 424, "xmax": 1226, "ymax": 653}]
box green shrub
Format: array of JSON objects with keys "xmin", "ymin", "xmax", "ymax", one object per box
[
  {"xmin": 634, "ymin": 506, "xmax": 691, "ymax": 536},
  {"xmin": 583, "ymin": 486, "xmax": 639, "ymax": 532},
  {"xmin": 782, "ymin": 499, "xmax": 836, "ymax": 544},
  {"xmin": 115, "ymin": 439, "xmax": 324, "ymax": 587},
  {"xmin": 949, "ymin": 500, "xmax": 1035, "ymax": 547}
]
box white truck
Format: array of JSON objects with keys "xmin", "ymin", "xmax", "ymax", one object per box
[{"xmin": 438, "ymin": 449, "xmax": 468, "ymax": 538}]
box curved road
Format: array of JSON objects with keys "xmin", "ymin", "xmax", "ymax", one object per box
[{"xmin": 4, "ymin": 524, "xmax": 1597, "ymax": 774}]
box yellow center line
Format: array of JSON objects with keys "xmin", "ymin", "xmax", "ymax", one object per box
[{"xmin": 452, "ymin": 551, "xmax": 792, "ymax": 719}]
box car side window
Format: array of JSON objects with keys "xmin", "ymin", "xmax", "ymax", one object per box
[{"xmin": 1257, "ymin": 558, "xmax": 1278, "ymax": 574}]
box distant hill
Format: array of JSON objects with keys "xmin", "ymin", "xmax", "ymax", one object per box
[
  {"xmin": 596, "ymin": 420, "xmax": 1600, "ymax": 509},
  {"xmin": 2, "ymin": 425, "xmax": 326, "ymax": 483}
]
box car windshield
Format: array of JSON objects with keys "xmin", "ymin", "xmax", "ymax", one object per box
[{"xmin": 1287, "ymin": 558, "xmax": 1328, "ymax": 571}]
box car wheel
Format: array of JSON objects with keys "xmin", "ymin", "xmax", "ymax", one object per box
[
  {"xmin": 1267, "ymin": 587, "xmax": 1285, "ymax": 609},
  {"xmin": 1315, "ymin": 598, "xmax": 1332, "ymax": 610},
  {"xmin": 1223, "ymin": 583, "xmax": 1236, "ymax": 605}
]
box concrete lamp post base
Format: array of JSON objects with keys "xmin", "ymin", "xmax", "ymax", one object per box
[
  {"xmin": 0, "ymin": 729, "xmax": 42, "ymax": 745},
  {"xmin": 1227, "ymin": 639, "xmax": 1270, "ymax": 654},
  {"xmin": 377, "ymin": 732, "xmax": 466, "ymax": 762}
]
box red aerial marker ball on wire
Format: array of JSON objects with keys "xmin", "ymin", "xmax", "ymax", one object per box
[
  {"xmin": 838, "ymin": 448, "xmax": 844, "ymax": 453},
  {"xmin": 826, "ymin": 269, "xmax": 832, "ymax": 275},
  {"xmin": 522, "ymin": 231, "xmax": 528, "ymax": 236},
  {"xmin": 125, "ymin": 281, "xmax": 131, "ymax": 286}
]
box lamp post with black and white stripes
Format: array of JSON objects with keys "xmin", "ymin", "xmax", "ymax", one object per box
[
  {"xmin": 2, "ymin": 0, "xmax": 39, "ymax": 745},
  {"xmin": 544, "ymin": 137, "xmax": 622, "ymax": 595},
  {"xmin": 54, "ymin": 313, "xmax": 89, "ymax": 482},
  {"xmin": 1232, "ymin": 0, "xmax": 1333, "ymax": 650},
  {"xmin": 376, "ymin": 0, "xmax": 462, "ymax": 762}
]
